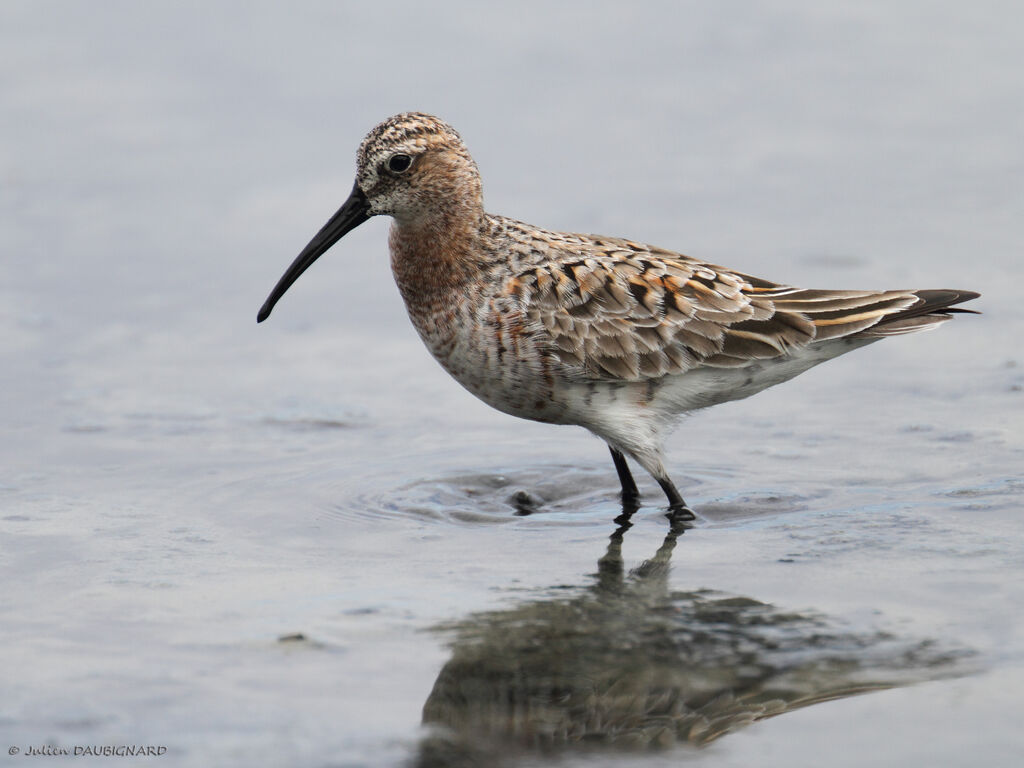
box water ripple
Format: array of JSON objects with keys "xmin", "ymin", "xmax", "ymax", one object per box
[
  {"xmin": 329, "ymin": 464, "xmax": 703, "ymax": 527},
  {"xmin": 321, "ymin": 463, "xmax": 815, "ymax": 528}
]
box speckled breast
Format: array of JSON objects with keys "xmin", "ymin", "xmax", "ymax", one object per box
[{"xmin": 399, "ymin": 287, "xmax": 572, "ymax": 426}]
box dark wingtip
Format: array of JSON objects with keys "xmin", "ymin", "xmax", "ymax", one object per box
[
  {"xmin": 257, "ymin": 303, "xmax": 272, "ymax": 323},
  {"xmin": 915, "ymin": 289, "xmax": 980, "ymax": 307},
  {"xmin": 921, "ymin": 289, "xmax": 980, "ymax": 315},
  {"xmin": 881, "ymin": 289, "xmax": 982, "ymax": 324}
]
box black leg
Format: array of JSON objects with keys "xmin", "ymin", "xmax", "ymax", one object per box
[
  {"xmin": 608, "ymin": 446, "xmax": 640, "ymax": 502},
  {"xmin": 657, "ymin": 476, "xmax": 696, "ymax": 521}
]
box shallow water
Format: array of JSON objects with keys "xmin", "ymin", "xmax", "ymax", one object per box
[{"xmin": 2, "ymin": 2, "xmax": 1024, "ymax": 766}]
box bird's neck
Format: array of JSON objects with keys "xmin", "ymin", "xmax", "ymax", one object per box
[{"xmin": 389, "ymin": 206, "xmax": 486, "ymax": 304}]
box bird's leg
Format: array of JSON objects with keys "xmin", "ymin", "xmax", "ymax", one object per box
[
  {"xmin": 608, "ymin": 446, "xmax": 640, "ymax": 503},
  {"xmin": 657, "ymin": 476, "xmax": 696, "ymax": 522},
  {"xmin": 611, "ymin": 445, "xmax": 696, "ymax": 523}
]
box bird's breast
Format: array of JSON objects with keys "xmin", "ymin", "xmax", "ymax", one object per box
[{"xmin": 391, "ymin": 264, "xmax": 569, "ymax": 424}]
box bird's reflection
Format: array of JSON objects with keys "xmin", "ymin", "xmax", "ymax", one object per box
[{"xmin": 415, "ymin": 506, "xmax": 970, "ymax": 766}]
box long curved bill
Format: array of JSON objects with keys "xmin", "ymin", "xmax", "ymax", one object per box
[{"xmin": 257, "ymin": 183, "xmax": 370, "ymax": 322}]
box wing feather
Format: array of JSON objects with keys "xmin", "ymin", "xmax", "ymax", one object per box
[{"xmin": 494, "ymin": 231, "xmax": 977, "ymax": 382}]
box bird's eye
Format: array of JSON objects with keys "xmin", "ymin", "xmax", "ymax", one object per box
[{"xmin": 387, "ymin": 154, "xmax": 412, "ymax": 173}]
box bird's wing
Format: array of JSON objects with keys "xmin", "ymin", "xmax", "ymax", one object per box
[{"xmin": 502, "ymin": 237, "xmax": 924, "ymax": 381}]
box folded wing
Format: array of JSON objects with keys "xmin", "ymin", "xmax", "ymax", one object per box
[{"xmin": 504, "ymin": 240, "xmax": 978, "ymax": 381}]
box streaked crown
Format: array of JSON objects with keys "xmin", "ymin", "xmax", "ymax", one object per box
[{"xmin": 354, "ymin": 112, "xmax": 483, "ymax": 222}]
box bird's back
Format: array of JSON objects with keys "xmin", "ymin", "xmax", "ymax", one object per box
[{"xmin": 483, "ymin": 216, "xmax": 976, "ymax": 381}]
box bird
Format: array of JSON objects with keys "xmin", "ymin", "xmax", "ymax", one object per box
[{"xmin": 257, "ymin": 112, "xmax": 979, "ymax": 520}]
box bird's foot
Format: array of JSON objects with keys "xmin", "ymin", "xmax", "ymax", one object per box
[
  {"xmin": 619, "ymin": 488, "xmax": 641, "ymax": 509},
  {"xmin": 614, "ymin": 493, "xmax": 638, "ymax": 512},
  {"xmin": 666, "ymin": 504, "xmax": 697, "ymax": 527}
]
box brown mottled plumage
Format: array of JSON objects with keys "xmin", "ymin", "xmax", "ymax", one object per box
[{"xmin": 258, "ymin": 112, "xmax": 979, "ymax": 519}]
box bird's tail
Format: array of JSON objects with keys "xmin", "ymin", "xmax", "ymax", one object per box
[{"xmin": 859, "ymin": 289, "xmax": 980, "ymax": 337}]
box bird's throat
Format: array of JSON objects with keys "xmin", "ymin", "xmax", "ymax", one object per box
[{"xmin": 389, "ymin": 212, "xmax": 485, "ymax": 305}]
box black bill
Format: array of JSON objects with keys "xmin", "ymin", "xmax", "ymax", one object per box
[{"xmin": 257, "ymin": 183, "xmax": 370, "ymax": 322}]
